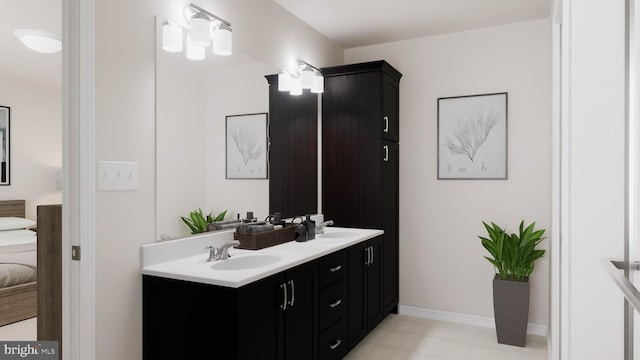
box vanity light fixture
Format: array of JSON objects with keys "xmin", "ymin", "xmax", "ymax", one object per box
[
  {"xmin": 161, "ymin": 3, "xmax": 232, "ymax": 60},
  {"xmin": 278, "ymin": 59, "xmax": 324, "ymax": 95},
  {"xmin": 14, "ymin": 29, "xmax": 62, "ymax": 54}
]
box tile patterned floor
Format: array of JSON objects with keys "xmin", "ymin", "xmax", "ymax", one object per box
[{"xmin": 344, "ymin": 314, "xmax": 548, "ymax": 360}]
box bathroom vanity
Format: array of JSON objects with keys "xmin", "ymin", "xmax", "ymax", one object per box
[{"xmin": 141, "ymin": 227, "xmax": 385, "ymax": 360}]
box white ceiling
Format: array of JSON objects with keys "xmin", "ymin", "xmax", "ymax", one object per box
[
  {"xmin": 0, "ymin": 1, "xmax": 551, "ymax": 89},
  {"xmin": 274, "ymin": 0, "xmax": 552, "ymax": 48}
]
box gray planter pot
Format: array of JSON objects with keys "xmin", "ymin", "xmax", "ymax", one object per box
[{"xmin": 492, "ymin": 274, "xmax": 529, "ymax": 347}]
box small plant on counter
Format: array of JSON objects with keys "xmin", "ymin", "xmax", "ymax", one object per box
[
  {"xmin": 181, "ymin": 208, "xmax": 227, "ymax": 234},
  {"xmin": 479, "ymin": 220, "xmax": 546, "ymax": 281}
]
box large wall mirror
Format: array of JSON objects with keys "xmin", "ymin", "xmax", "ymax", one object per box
[{"xmin": 155, "ymin": 17, "xmax": 278, "ymax": 239}]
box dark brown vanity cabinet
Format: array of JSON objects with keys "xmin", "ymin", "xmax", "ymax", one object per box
[
  {"xmin": 322, "ymin": 61, "xmax": 402, "ymax": 330},
  {"xmin": 347, "ymin": 236, "xmax": 383, "ymax": 349},
  {"xmin": 265, "ymin": 75, "xmax": 318, "ymax": 219},
  {"xmin": 317, "ymin": 250, "xmax": 349, "ymax": 360},
  {"xmin": 143, "ymin": 261, "xmax": 317, "ymax": 360}
]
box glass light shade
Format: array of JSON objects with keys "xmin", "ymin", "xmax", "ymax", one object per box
[
  {"xmin": 186, "ymin": 35, "xmax": 205, "ymax": 60},
  {"xmin": 189, "ymin": 12, "xmax": 211, "ymax": 47},
  {"xmin": 212, "ymin": 23, "xmax": 232, "ymax": 56},
  {"xmin": 162, "ymin": 22, "xmax": 183, "ymax": 52},
  {"xmin": 300, "ymin": 68, "xmax": 314, "ymax": 89},
  {"xmin": 278, "ymin": 72, "xmax": 292, "ymax": 91},
  {"xmin": 14, "ymin": 29, "xmax": 61, "ymax": 54},
  {"xmin": 290, "ymin": 77, "xmax": 303, "ymax": 95},
  {"xmin": 311, "ymin": 74, "xmax": 324, "ymax": 93}
]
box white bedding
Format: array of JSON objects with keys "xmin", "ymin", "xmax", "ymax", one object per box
[
  {"xmin": 0, "ymin": 229, "xmax": 36, "ymax": 254},
  {"xmin": 0, "ymin": 230, "xmax": 37, "ymax": 288}
]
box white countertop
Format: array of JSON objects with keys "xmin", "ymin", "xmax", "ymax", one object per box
[{"xmin": 141, "ymin": 227, "xmax": 383, "ymax": 288}]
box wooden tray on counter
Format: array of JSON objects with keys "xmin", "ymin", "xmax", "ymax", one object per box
[{"xmin": 234, "ymin": 224, "xmax": 297, "ymax": 250}]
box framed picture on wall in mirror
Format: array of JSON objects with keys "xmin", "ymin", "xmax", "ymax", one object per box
[
  {"xmin": 0, "ymin": 106, "xmax": 9, "ymax": 185},
  {"xmin": 437, "ymin": 92, "xmax": 507, "ymax": 180},
  {"xmin": 225, "ymin": 113, "xmax": 268, "ymax": 179}
]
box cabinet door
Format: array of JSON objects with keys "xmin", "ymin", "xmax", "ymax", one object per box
[
  {"xmin": 366, "ymin": 236, "xmax": 383, "ymax": 329},
  {"xmin": 237, "ymin": 274, "xmax": 283, "ymax": 360},
  {"xmin": 382, "ymin": 140, "xmax": 399, "ymax": 312},
  {"xmin": 381, "ymin": 76, "xmax": 399, "ymax": 142},
  {"xmin": 283, "ymin": 261, "xmax": 317, "ymax": 360},
  {"xmin": 347, "ymin": 241, "xmax": 367, "ymax": 349},
  {"xmin": 322, "ymin": 72, "xmax": 382, "ymax": 229}
]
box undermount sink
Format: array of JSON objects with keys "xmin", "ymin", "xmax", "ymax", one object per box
[
  {"xmin": 318, "ymin": 231, "xmax": 357, "ymax": 239},
  {"xmin": 211, "ymin": 254, "xmax": 281, "ymax": 271}
]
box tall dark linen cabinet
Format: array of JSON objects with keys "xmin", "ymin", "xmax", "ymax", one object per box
[{"xmin": 321, "ymin": 61, "xmax": 402, "ymax": 327}]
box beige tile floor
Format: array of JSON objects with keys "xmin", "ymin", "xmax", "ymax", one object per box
[{"xmin": 344, "ymin": 314, "xmax": 548, "ymax": 360}]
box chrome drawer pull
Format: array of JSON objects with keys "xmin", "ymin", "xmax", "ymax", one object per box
[
  {"xmin": 383, "ymin": 116, "xmax": 389, "ymax": 132},
  {"xmin": 329, "ymin": 299, "xmax": 342, "ymax": 308},
  {"xmin": 329, "ymin": 339, "xmax": 342, "ymax": 350},
  {"xmin": 329, "ymin": 265, "xmax": 342, "ymax": 272},
  {"xmin": 280, "ymin": 283, "xmax": 287, "ymax": 310}
]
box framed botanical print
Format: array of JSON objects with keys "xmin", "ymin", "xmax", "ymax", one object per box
[{"xmin": 437, "ymin": 93, "xmax": 507, "ymax": 180}]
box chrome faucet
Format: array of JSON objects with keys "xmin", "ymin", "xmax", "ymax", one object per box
[
  {"xmin": 316, "ymin": 220, "xmax": 334, "ymax": 234},
  {"xmin": 205, "ymin": 240, "xmax": 241, "ymax": 262}
]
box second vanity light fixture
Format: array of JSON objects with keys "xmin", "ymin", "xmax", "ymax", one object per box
[
  {"xmin": 162, "ymin": 3, "xmax": 232, "ymax": 60},
  {"xmin": 278, "ymin": 59, "xmax": 324, "ymax": 95}
]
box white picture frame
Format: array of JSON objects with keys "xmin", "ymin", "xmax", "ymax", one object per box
[
  {"xmin": 437, "ymin": 93, "xmax": 507, "ymax": 180},
  {"xmin": 225, "ymin": 112, "xmax": 268, "ymax": 179}
]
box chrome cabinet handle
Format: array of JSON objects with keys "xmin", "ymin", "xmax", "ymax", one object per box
[
  {"xmin": 383, "ymin": 145, "xmax": 389, "ymax": 162},
  {"xmin": 329, "ymin": 265, "xmax": 342, "ymax": 272},
  {"xmin": 383, "ymin": 116, "xmax": 389, "ymax": 132},
  {"xmin": 371, "ymin": 246, "xmax": 374, "ymax": 265},
  {"xmin": 364, "ymin": 247, "xmax": 370, "ymax": 266},
  {"xmin": 329, "ymin": 299, "xmax": 342, "ymax": 308},
  {"xmin": 370, "ymin": 246, "xmax": 373, "ymax": 265},
  {"xmin": 329, "ymin": 339, "xmax": 342, "ymax": 350},
  {"xmin": 289, "ymin": 280, "xmax": 295, "ymax": 307},
  {"xmin": 280, "ymin": 283, "xmax": 288, "ymax": 310}
]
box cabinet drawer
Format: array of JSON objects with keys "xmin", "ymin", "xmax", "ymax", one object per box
[
  {"xmin": 319, "ymin": 250, "xmax": 347, "ymax": 288},
  {"xmin": 319, "ymin": 316, "xmax": 348, "ymax": 360},
  {"xmin": 319, "ymin": 278, "xmax": 348, "ymax": 330}
]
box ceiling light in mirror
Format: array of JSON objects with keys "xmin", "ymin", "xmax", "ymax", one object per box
[
  {"xmin": 311, "ymin": 74, "xmax": 324, "ymax": 94},
  {"xmin": 278, "ymin": 72, "xmax": 292, "ymax": 91},
  {"xmin": 290, "ymin": 76, "xmax": 303, "ymax": 95},
  {"xmin": 300, "ymin": 67, "xmax": 314, "ymax": 89},
  {"xmin": 14, "ymin": 29, "xmax": 62, "ymax": 54},
  {"xmin": 162, "ymin": 21, "xmax": 183, "ymax": 52}
]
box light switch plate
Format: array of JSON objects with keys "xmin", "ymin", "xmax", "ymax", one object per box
[{"xmin": 98, "ymin": 161, "xmax": 138, "ymax": 191}]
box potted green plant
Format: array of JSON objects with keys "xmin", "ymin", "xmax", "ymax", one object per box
[
  {"xmin": 181, "ymin": 208, "xmax": 227, "ymax": 234},
  {"xmin": 479, "ymin": 220, "xmax": 546, "ymax": 347}
]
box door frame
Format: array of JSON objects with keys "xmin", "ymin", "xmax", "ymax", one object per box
[{"xmin": 62, "ymin": 0, "xmax": 96, "ymax": 358}]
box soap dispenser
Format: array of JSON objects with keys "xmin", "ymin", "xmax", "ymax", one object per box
[{"xmin": 304, "ymin": 214, "xmax": 315, "ymax": 240}]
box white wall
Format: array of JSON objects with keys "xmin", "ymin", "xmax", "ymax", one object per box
[
  {"xmin": 346, "ymin": 19, "xmax": 552, "ymax": 327},
  {"xmin": 94, "ymin": 0, "xmax": 342, "ymax": 358},
  {"xmin": 562, "ymin": 0, "xmax": 625, "ymax": 358},
  {"xmin": 0, "ymin": 79, "xmax": 61, "ymax": 220}
]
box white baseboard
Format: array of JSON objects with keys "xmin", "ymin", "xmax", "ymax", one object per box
[{"xmin": 398, "ymin": 305, "xmax": 548, "ymax": 337}]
